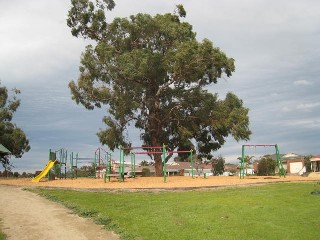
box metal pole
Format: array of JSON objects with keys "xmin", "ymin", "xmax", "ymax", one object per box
[
  {"xmin": 48, "ymin": 149, "xmax": 51, "ymax": 180},
  {"xmin": 163, "ymin": 144, "xmax": 166, "ymax": 183},
  {"xmin": 94, "ymin": 152, "xmax": 97, "ymax": 179},
  {"xmin": 131, "ymin": 153, "xmax": 135, "ymax": 177},
  {"xmin": 70, "ymin": 152, "xmax": 73, "ymax": 179},
  {"xmin": 275, "ymin": 144, "xmax": 286, "ymax": 177},
  {"xmin": 104, "ymin": 152, "xmax": 108, "ymax": 183},
  {"xmin": 119, "ymin": 146, "xmax": 123, "ymax": 181},
  {"xmin": 76, "ymin": 153, "xmax": 78, "ymax": 179},
  {"xmin": 65, "ymin": 150, "xmax": 67, "ymax": 179},
  {"xmin": 240, "ymin": 145, "xmax": 245, "ymax": 179},
  {"xmin": 190, "ymin": 150, "xmax": 194, "ymax": 179}
]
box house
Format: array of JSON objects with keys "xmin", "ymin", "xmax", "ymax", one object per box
[
  {"xmin": 282, "ymin": 153, "xmax": 306, "ymax": 175},
  {"xmin": 252, "ymin": 153, "xmax": 306, "ymax": 175},
  {"xmin": 224, "ymin": 163, "xmax": 238, "ymax": 176},
  {"xmin": 167, "ymin": 161, "xmax": 213, "ymax": 177},
  {"xmin": 310, "ymin": 155, "xmax": 320, "ymax": 175}
]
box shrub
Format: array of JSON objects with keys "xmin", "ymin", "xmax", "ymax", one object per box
[
  {"xmin": 257, "ymin": 157, "xmax": 277, "ymax": 176},
  {"xmin": 141, "ymin": 168, "xmax": 151, "ymax": 177}
]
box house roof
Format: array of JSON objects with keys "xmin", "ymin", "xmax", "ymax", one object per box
[
  {"xmin": 310, "ymin": 155, "xmax": 320, "ymax": 162},
  {"xmin": 282, "ymin": 153, "xmax": 303, "ymax": 159},
  {"xmin": 0, "ymin": 144, "xmax": 11, "ymax": 154}
]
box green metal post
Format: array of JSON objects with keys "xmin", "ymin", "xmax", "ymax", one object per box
[
  {"xmin": 190, "ymin": 150, "xmax": 194, "ymax": 179},
  {"xmin": 104, "ymin": 153, "xmax": 107, "ymax": 183},
  {"xmin": 59, "ymin": 149, "xmax": 62, "ymax": 179},
  {"xmin": 240, "ymin": 145, "xmax": 245, "ymax": 179},
  {"xmin": 119, "ymin": 146, "xmax": 123, "ymax": 181},
  {"xmin": 65, "ymin": 150, "xmax": 68, "ymax": 179},
  {"xmin": 163, "ymin": 144, "xmax": 166, "ymax": 183},
  {"xmin": 275, "ymin": 144, "xmax": 286, "ymax": 177},
  {"xmin": 76, "ymin": 153, "xmax": 78, "ymax": 179},
  {"xmin": 122, "ymin": 149, "xmax": 125, "ymax": 181},
  {"xmin": 70, "ymin": 152, "xmax": 73, "ymax": 179}
]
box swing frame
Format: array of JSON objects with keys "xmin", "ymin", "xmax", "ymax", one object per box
[{"xmin": 240, "ymin": 144, "xmax": 286, "ymax": 179}]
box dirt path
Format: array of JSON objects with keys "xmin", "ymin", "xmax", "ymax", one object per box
[{"xmin": 0, "ymin": 185, "xmax": 119, "ymax": 240}]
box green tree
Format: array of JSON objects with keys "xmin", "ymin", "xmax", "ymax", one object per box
[
  {"xmin": 67, "ymin": 0, "xmax": 251, "ymax": 176},
  {"xmin": 257, "ymin": 157, "xmax": 277, "ymax": 176},
  {"xmin": 0, "ymin": 82, "xmax": 30, "ymax": 171},
  {"xmin": 304, "ymin": 155, "xmax": 312, "ymax": 173},
  {"xmin": 211, "ymin": 156, "xmax": 225, "ymax": 176}
]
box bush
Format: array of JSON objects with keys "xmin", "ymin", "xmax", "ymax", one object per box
[
  {"xmin": 304, "ymin": 155, "xmax": 312, "ymax": 172},
  {"xmin": 141, "ymin": 168, "xmax": 151, "ymax": 177},
  {"xmin": 257, "ymin": 157, "xmax": 277, "ymax": 176}
]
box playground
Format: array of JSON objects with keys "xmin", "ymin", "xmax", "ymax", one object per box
[{"xmin": 3, "ymin": 144, "xmax": 319, "ymax": 190}]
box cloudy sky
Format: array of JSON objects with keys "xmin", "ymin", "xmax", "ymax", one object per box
[{"xmin": 1, "ymin": 0, "xmax": 319, "ymax": 173}]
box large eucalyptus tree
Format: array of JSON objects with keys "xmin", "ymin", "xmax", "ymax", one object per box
[{"xmin": 67, "ymin": 0, "xmax": 251, "ymax": 175}]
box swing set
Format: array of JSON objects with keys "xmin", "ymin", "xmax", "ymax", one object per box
[{"xmin": 240, "ymin": 144, "xmax": 286, "ymax": 179}]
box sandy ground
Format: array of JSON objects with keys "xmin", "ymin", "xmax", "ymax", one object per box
[
  {"xmin": 1, "ymin": 176, "xmax": 319, "ymax": 239},
  {"xmin": 1, "ymin": 175, "xmax": 319, "ymax": 190}
]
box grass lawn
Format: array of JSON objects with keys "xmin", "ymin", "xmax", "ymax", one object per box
[
  {"xmin": 0, "ymin": 221, "xmax": 6, "ymax": 240},
  {"xmin": 32, "ymin": 182, "xmax": 320, "ymax": 240},
  {"xmin": 0, "ymin": 232, "xmax": 6, "ymax": 240}
]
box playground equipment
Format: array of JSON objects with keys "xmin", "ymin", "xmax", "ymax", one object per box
[
  {"xmin": 32, "ymin": 146, "xmax": 195, "ymax": 183},
  {"xmin": 68, "ymin": 147, "xmax": 113, "ymax": 179},
  {"xmin": 118, "ymin": 145, "xmax": 194, "ymax": 183},
  {"xmin": 57, "ymin": 148, "xmax": 67, "ymax": 178},
  {"xmin": 32, "ymin": 148, "xmax": 63, "ymax": 182},
  {"xmin": 32, "ymin": 147, "xmax": 112, "ymax": 181},
  {"xmin": 240, "ymin": 144, "xmax": 286, "ymax": 179},
  {"xmin": 69, "ymin": 152, "xmax": 78, "ymax": 178},
  {"xmin": 95, "ymin": 147, "xmax": 109, "ymax": 178},
  {"xmin": 32, "ymin": 160, "xmax": 57, "ymax": 182},
  {"xmin": 103, "ymin": 146, "xmax": 133, "ymax": 182}
]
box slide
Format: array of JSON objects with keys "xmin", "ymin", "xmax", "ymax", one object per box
[{"xmin": 32, "ymin": 160, "xmax": 57, "ymax": 182}]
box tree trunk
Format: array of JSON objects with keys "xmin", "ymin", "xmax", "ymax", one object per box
[
  {"xmin": 154, "ymin": 154, "xmax": 163, "ymax": 176},
  {"xmin": 150, "ymin": 121, "xmax": 163, "ymax": 176}
]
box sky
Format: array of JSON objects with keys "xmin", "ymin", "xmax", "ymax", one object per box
[{"xmin": 1, "ymin": 0, "xmax": 319, "ymax": 173}]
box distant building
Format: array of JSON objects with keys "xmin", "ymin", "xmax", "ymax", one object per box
[
  {"xmin": 282, "ymin": 153, "xmax": 305, "ymax": 175},
  {"xmin": 310, "ymin": 155, "xmax": 320, "ymax": 173},
  {"xmin": 253, "ymin": 153, "xmax": 306, "ymax": 175}
]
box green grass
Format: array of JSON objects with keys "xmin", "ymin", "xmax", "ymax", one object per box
[
  {"xmin": 0, "ymin": 233, "xmax": 6, "ymax": 240},
  {"xmin": 31, "ymin": 182, "xmax": 320, "ymax": 240},
  {"xmin": 0, "ymin": 219, "xmax": 6, "ymax": 240},
  {"xmin": 0, "ymin": 231, "xmax": 6, "ymax": 240}
]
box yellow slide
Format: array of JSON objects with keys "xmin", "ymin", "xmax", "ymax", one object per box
[{"xmin": 32, "ymin": 160, "xmax": 57, "ymax": 182}]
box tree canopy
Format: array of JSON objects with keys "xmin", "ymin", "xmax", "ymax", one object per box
[
  {"xmin": 0, "ymin": 82, "xmax": 30, "ymax": 170},
  {"xmin": 211, "ymin": 156, "xmax": 225, "ymax": 176},
  {"xmin": 67, "ymin": 0, "xmax": 251, "ymax": 175},
  {"xmin": 257, "ymin": 157, "xmax": 277, "ymax": 176}
]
